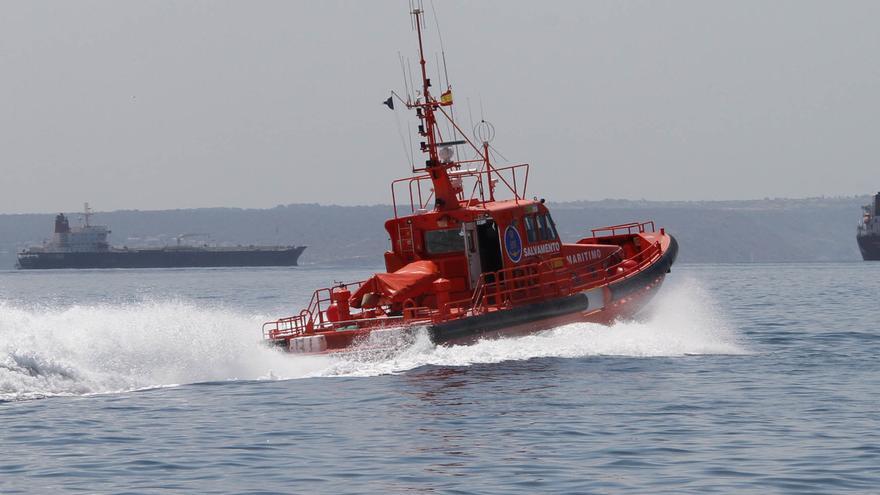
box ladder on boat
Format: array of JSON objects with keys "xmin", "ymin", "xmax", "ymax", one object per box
[{"xmin": 397, "ymin": 223, "xmax": 415, "ymax": 256}]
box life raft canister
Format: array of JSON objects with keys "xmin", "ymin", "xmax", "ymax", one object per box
[
  {"xmin": 326, "ymin": 303, "xmax": 340, "ymax": 322},
  {"xmin": 327, "ymin": 287, "xmax": 352, "ymax": 323}
]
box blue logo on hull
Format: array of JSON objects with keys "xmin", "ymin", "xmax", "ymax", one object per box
[{"xmin": 505, "ymin": 225, "xmax": 523, "ymax": 263}]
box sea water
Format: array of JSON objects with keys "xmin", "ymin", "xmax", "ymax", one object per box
[{"xmin": 0, "ymin": 263, "xmax": 877, "ymax": 493}]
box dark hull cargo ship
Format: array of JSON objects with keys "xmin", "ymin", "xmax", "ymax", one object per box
[
  {"xmin": 17, "ymin": 205, "xmax": 306, "ymax": 269},
  {"xmin": 857, "ymin": 192, "xmax": 880, "ymax": 261}
]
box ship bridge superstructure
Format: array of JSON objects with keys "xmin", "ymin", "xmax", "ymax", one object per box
[
  {"xmin": 41, "ymin": 204, "xmax": 111, "ymax": 253},
  {"xmin": 858, "ymin": 192, "xmax": 880, "ymax": 237}
]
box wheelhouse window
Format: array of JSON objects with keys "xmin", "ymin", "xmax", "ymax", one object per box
[
  {"xmin": 425, "ymin": 228, "xmax": 465, "ymax": 254},
  {"xmin": 545, "ymin": 214, "xmax": 558, "ymax": 240},
  {"xmin": 524, "ymin": 216, "xmax": 538, "ymax": 242},
  {"xmin": 537, "ymin": 214, "xmax": 557, "ymax": 241},
  {"xmin": 536, "ymin": 215, "xmax": 548, "ymax": 240}
]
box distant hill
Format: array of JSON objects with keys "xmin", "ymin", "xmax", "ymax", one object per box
[
  {"xmin": 549, "ymin": 197, "xmax": 864, "ymax": 263},
  {"xmin": 0, "ymin": 197, "xmax": 867, "ymax": 269}
]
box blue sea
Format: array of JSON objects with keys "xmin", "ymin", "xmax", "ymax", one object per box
[{"xmin": 1, "ymin": 263, "xmax": 878, "ymax": 494}]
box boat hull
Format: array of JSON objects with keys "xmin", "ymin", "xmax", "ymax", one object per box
[
  {"xmin": 17, "ymin": 246, "xmax": 306, "ymax": 269},
  {"xmin": 279, "ymin": 236, "xmax": 678, "ymax": 354},
  {"xmin": 857, "ymin": 234, "xmax": 880, "ymax": 261},
  {"xmin": 428, "ymin": 235, "xmax": 678, "ymax": 344}
]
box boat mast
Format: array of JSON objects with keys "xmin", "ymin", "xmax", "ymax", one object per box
[
  {"xmin": 82, "ymin": 202, "xmax": 92, "ymax": 227},
  {"xmin": 409, "ymin": 6, "xmax": 459, "ymax": 211}
]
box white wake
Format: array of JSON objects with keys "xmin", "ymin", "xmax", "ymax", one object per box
[
  {"xmin": 0, "ymin": 278, "xmax": 742, "ymax": 401},
  {"xmin": 0, "ymin": 300, "xmax": 328, "ymax": 401},
  {"xmin": 320, "ymin": 278, "xmax": 745, "ymax": 376}
]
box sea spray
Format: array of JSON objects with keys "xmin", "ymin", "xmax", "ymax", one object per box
[
  {"xmin": 317, "ymin": 277, "xmax": 746, "ymax": 376},
  {"xmin": 0, "ymin": 277, "xmax": 743, "ymax": 400},
  {"xmin": 0, "ymin": 300, "xmax": 329, "ymax": 401}
]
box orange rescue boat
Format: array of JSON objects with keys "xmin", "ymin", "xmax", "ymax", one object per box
[{"xmin": 263, "ymin": 6, "xmax": 678, "ymax": 354}]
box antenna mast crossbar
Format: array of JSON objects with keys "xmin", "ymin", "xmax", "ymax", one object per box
[{"xmin": 405, "ymin": 6, "xmax": 460, "ymax": 211}]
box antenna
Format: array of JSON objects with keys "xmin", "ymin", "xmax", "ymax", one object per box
[
  {"xmin": 474, "ymin": 120, "xmax": 496, "ymax": 144},
  {"xmin": 393, "ymin": 4, "xmax": 510, "ymax": 210},
  {"xmin": 429, "ymin": 0, "xmax": 451, "ymax": 89},
  {"xmin": 435, "ymin": 52, "xmax": 443, "ymax": 98},
  {"xmin": 406, "ymin": 58, "xmax": 417, "ymax": 100},
  {"xmin": 406, "ymin": 5, "xmax": 460, "ymax": 211},
  {"xmin": 475, "ymin": 120, "xmax": 497, "ymax": 201},
  {"xmin": 429, "ymin": 0, "xmax": 458, "ymax": 161},
  {"xmin": 398, "ymin": 52, "xmax": 411, "ymax": 102},
  {"xmin": 390, "ymin": 95, "xmax": 415, "ymax": 171},
  {"xmin": 410, "ymin": 0, "xmax": 426, "ymax": 30},
  {"xmin": 82, "ymin": 202, "xmax": 93, "ymax": 227},
  {"xmin": 408, "ymin": 123, "xmax": 416, "ymax": 173},
  {"xmin": 467, "ymin": 97, "xmax": 475, "ymax": 135}
]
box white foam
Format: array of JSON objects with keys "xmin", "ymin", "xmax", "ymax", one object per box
[
  {"xmin": 0, "ymin": 300, "xmax": 330, "ymax": 401},
  {"xmin": 318, "ymin": 277, "xmax": 746, "ymax": 377},
  {"xmin": 0, "ymin": 277, "xmax": 743, "ymax": 400}
]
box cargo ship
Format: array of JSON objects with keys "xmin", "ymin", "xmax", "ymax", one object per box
[
  {"xmin": 17, "ymin": 204, "xmax": 306, "ymax": 269},
  {"xmin": 261, "ymin": 6, "xmax": 677, "ymax": 355},
  {"xmin": 857, "ymin": 192, "xmax": 880, "ymax": 261}
]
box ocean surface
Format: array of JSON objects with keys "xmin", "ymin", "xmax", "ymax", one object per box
[{"xmin": 1, "ymin": 263, "xmax": 878, "ymax": 494}]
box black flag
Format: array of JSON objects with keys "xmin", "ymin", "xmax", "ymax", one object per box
[{"xmin": 382, "ymin": 96, "xmax": 394, "ymax": 110}]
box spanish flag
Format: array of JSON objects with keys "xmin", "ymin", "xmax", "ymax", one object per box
[{"xmin": 439, "ymin": 89, "xmax": 453, "ymax": 106}]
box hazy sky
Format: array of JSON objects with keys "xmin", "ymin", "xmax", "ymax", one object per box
[{"xmin": 2, "ymin": 1, "xmax": 878, "ymax": 214}]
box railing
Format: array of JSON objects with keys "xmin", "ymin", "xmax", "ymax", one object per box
[
  {"xmin": 262, "ymin": 280, "xmax": 366, "ymax": 340},
  {"xmin": 437, "ymin": 239, "xmax": 663, "ymax": 322},
  {"xmin": 262, "ymin": 310, "xmax": 312, "ymax": 340},
  {"xmin": 390, "ymin": 163, "xmax": 530, "ymax": 218},
  {"xmin": 591, "ymin": 221, "xmax": 656, "ymax": 237}
]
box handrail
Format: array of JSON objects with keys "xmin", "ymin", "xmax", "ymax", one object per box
[
  {"xmin": 463, "ymin": 240, "xmax": 661, "ymax": 317},
  {"xmin": 263, "ymin": 279, "xmax": 367, "ymax": 339},
  {"xmin": 263, "ymin": 314, "xmax": 410, "ymax": 340},
  {"xmin": 591, "ymin": 221, "xmax": 656, "ymax": 237},
  {"xmin": 390, "ymin": 163, "xmax": 530, "ymax": 218},
  {"xmin": 468, "ymin": 276, "xmax": 487, "ymax": 311}
]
